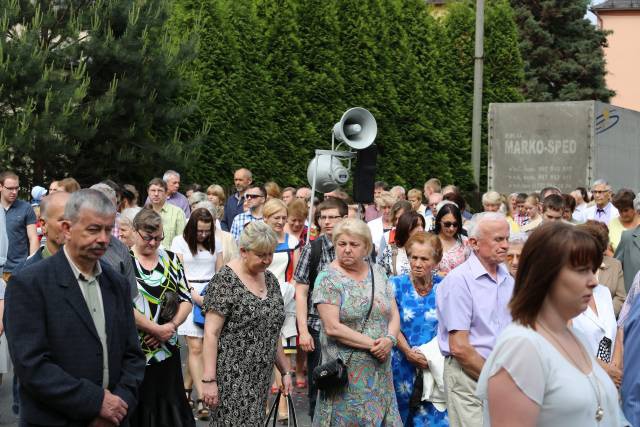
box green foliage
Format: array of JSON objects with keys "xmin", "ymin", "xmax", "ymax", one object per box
[
  {"xmin": 0, "ymin": 0, "xmax": 198, "ymax": 188},
  {"xmin": 510, "ymin": 0, "xmax": 613, "ymax": 101},
  {"xmin": 173, "ymin": 0, "xmax": 525, "ymax": 192}
]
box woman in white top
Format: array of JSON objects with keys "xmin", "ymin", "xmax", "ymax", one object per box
[
  {"xmin": 171, "ymin": 208, "xmax": 223, "ymax": 419},
  {"xmin": 367, "ymin": 191, "xmax": 396, "ymax": 254},
  {"xmin": 477, "ymin": 222, "xmax": 628, "ymax": 427},
  {"xmin": 379, "ymin": 211, "xmax": 425, "ymax": 277}
]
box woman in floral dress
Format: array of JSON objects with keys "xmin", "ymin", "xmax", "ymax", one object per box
[
  {"xmin": 391, "ymin": 232, "xmax": 449, "ymax": 426},
  {"xmin": 312, "ymin": 219, "xmax": 402, "ymax": 426}
]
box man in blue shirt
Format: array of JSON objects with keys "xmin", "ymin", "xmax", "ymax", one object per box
[
  {"xmin": 221, "ymin": 168, "xmax": 252, "ymax": 231},
  {"xmin": 623, "ymin": 294, "xmax": 640, "ymax": 425},
  {"xmin": 0, "ymin": 172, "xmax": 38, "ymax": 281}
]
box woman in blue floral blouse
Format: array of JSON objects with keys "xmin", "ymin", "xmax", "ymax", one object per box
[{"xmin": 390, "ymin": 231, "xmax": 449, "ymax": 427}]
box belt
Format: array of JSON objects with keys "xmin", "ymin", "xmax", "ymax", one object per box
[{"xmin": 189, "ymin": 279, "xmax": 211, "ymax": 283}]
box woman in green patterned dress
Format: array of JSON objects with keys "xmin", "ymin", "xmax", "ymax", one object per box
[
  {"xmin": 129, "ymin": 208, "xmax": 195, "ymax": 427},
  {"xmin": 312, "ymin": 218, "xmax": 402, "ymax": 426}
]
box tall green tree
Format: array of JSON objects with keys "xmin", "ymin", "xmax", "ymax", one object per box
[
  {"xmin": 510, "ymin": 0, "xmax": 613, "ymax": 101},
  {"xmin": 0, "ymin": 0, "xmax": 197, "ymax": 188}
]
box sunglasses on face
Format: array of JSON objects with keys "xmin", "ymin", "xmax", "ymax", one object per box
[
  {"xmin": 441, "ymin": 221, "xmax": 458, "ymax": 229},
  {"xmin": 245, "ymin": 194, "xmax": 263, "ymax": 200}
]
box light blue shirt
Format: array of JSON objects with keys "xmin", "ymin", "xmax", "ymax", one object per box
[
  {"xmin": 436, "ymin": 252, "xmax": 514, "ymax": 359},
  {"xmin": 622, "ymin": 296, "xmax": 640, "ymax": 425}
]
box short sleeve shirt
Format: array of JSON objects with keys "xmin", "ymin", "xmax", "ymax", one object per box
[{"xmin": 5, "ymin": 200, "xmax": 37, "ymax": 272}]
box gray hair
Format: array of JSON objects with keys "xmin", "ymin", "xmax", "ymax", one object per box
[
  {"xmin": 193, "ymin": 201, "xmax": 223, "ymax": 220},
  {"xmin": 482, "ymin": 191, "xmax": 502, "ymax": 205},
  {"xmin": 188, "ymin": 191, "xmax": 207, "ymax": 206},
  {"xmin": 64, "ymin": 189, "xmax": 116, "ymax": 223},
  {"xmin": 163, "ymin": 170, "xmax": 180, "ymax": 181},
  {"xmin": 391, "ymin": 185, "xmax": 406, "ymax": 196},
  {"xmin": 235, "ymin": 168, "xmax": 253, "ymax": 180},
  {"xmin": 634, "ymin": 195, "xmax": 640, "ymax": 212},
  {"xmin": 592, "ymin": 179, "xmax": 611, "ymax": 191},
  {"xmin": 332, "ymin": 218, "xmax": 373, "ymax": 255},
  {"xmin": 509, "ymin": 232, "xmax": 528, "ymax": 245},
  {"xmin": 90, "ymin": 183, "xmax": 117, "ymax": 207},
  {"xmin": 119, "ymin": 207, "xmax": 143, "ymax": 226},
  {"xmin": 239, "ymin": 221, "xmax": 277, "ymax": 253},
  {"xmin": 467, "ymin": 212, "xmax": 508, "ymax": 239}
]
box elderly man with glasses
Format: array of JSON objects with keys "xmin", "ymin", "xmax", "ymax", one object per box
[{"xmin": 584, "ymin": 179, "xmax": 619, "ymax": 225}]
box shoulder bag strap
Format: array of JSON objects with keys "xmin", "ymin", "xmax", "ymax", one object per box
[{"xmin": 343, "ymin": 264, "xmax": 375, "ymax": 366}]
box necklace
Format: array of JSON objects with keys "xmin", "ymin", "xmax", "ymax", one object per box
[
  {"xmin": 537, "ymin": 321, "xmax": 604, "ymax": 422},
  {"xmin": 412, "ymin": 273, "xmax": 433, "ymax": 296}
]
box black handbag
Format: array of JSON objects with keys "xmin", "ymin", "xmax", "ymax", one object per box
[
  {"xmin": 312, "ymin": 265, "xmax": 375, "ymax": 393},
  {"xmin": 265, "ymin": 391, "xmax": 298, "ymax": 427},
  {"xmin": 159, "ymin": 290, "xmax": 180, "ymax": 324}
]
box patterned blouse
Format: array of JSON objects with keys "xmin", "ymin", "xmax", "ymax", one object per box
[
  {"xmin": 436, "ymin": 235, "xmax": 471, "ymax": 277},
  {"xmin": 132, "ymin": 248, "xmax": 191, "ymax": 365}
]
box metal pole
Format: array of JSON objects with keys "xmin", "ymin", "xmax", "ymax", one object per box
[
  {"xmin": 306, "ymin": 154, "xmax": 319, "ymax": 245},
  {"xmin": 471, "ymin": 0, "xmax": 485, "ymax": 190}
]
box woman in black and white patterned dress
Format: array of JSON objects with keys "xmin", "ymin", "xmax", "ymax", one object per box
[{"xmin": 201, "ymin": 221, "xmax": 292, "ymax": 425}]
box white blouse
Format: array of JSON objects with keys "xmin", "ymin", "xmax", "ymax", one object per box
[
  {"xmin": 477, "ymin": 323, "xmax": 628, "ymax": 427},
  {"xmin": 572, "ymin": 285, "xmax": 618, "ymax": 359}
]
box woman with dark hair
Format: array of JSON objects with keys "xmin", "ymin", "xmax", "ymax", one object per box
[
  {"xmin": 609, "ymin": 189, "xmax": 640, "ymax": 252},
  {"xmin": 433, "ymin": 203, "xmax": 470, "ymax": 277},
  {"xmin": 170, "ymin": 208, "xmax": 223, "ymax": 419},
  {"xmin": 380, "ymin": 211, "xmax": 426, "ymax": 277},
  {"xmin": 130, "ymin": 208, "xmax": 195, "ymax": 427},
  {"xmin": 572, "ymin": 186, "xmax": 591, "ymax": 223},
  {"xmin": 477, "ymin": 223, "xmax": 626, "ymax": 426}
]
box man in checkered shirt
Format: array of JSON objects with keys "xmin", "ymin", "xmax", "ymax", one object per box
[{"xmin": 294, "ymin": 197, "xmax": 347, "ymax": 419}]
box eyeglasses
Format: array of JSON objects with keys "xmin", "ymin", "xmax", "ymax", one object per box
[
  {"xmin": 320, "ymin": 215, "xmax": 342, "ymax": 222},
  {"xmin": 137, "ymin": 231, "xmax": 164, "ymax": 243},
  {"xmin": 3, "ymin": 186, "xmax": 19, "ymax": 192},
  {"xmin": 245, "ymin": 194, "xmax": 263, "ymax": 200},
  {"xmin": 441, "ymin": 221, "xmax": 458, "ymax": 229},
  {"xmin": 592, "ymin": 190, "xmax": 608, "ymax": 194}
]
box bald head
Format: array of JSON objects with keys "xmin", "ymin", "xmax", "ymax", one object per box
[
  {"xmin": 40, "ymin": 191, "xmax": 71, "ymax": 252},
  {"xmin": 40, "ymin": 192, "xmax": 70, "ymax": 220}
]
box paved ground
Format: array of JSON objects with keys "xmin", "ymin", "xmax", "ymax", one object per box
[{"xmin": 0, "ymin": 351, "xmax": 312, "ymax": 426}]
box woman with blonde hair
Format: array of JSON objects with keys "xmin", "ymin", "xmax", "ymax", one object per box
[
  {"xmin": 201, "ymin": 221, "xmax": 292, "ymax": 424},
  {"xmin": 206, "ymin": 184, "xmax": 226, "ymax": 207},
  {"xmin": 313, "ymin": 218, "xmax": 402, "ymax": 424}
]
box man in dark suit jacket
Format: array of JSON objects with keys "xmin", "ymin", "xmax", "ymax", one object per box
[{"xmin": 4, "ymin": 189, "xmax": 144, "ymax": 427}]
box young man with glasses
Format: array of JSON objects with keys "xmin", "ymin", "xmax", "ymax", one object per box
[
  {"xmin": 293, "ymin": 198, "xmax": 348, "ymax": 419},
  {"xmin": 230, "ymin": 185, "xmax": 266, "ymax": 241},
  {"xmin": 0, "ymin": 171, "xmax": 39, "ymax": 281}
]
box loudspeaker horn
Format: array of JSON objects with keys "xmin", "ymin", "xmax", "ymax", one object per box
[
  {"xmin": 332, "ymin": 107, "xmax": 377, "ymax": 150},
  {"xmin": 306, "ymin": 154, "xmax": 350, "ymax": 193}
]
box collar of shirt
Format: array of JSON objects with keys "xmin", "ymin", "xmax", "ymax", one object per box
[
  {"xmin": 596, "ymin": 203, "xmax": 611, "ymax": 214},
  {"xmin": 468, "ymin": 251, "xmax": 509, "ymax": 285},
  {"xmin": 63, "ymin": 246, "xmax": 102, "ymax": 282}
]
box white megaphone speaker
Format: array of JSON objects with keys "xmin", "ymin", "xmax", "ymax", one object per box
[
  {"xmin": 332, "ymin": 107, "xmax": 377, "ymax": 150},
  {"xmin": 306, "ymin": 154, "xmax": 350, "ymax": 193}
]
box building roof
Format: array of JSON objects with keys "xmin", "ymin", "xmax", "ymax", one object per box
[{"xmin": 592, "ymin": 0, "xmax": 640, "ymax": 11}]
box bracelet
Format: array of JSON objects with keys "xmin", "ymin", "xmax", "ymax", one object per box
[
  {"xmin": 385, "ymin": 334, "xmax": 398, "ymax": 347},
  {"xmin": 281, "ymin": 371, "xmax": 294, "ymax": 377},
  {"xmin": 202, "ymin": 378, "xmax": 217, "ymax": 383}
]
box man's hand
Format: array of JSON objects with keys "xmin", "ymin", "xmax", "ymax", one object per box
[
  {"xmin": 607, "ymin": 364, "xmax": 623, "ymax": 388},
  {"xmin": 299, "ymin": 331, "xmax": 315, "ymax": 352},
  {"xmin": 99, "ymin": 390, "xmax": 128, "ymax": 426},
  {"xmin": 370, "ymin": 337, "xmax": 393, "ymax": 362},
  {"xmin": 89, "ymin": 417, "xmax": 117, "ymax": 427},
  {"xmin": 153, "ymin": 322, "xmax": 175, "ymax": 343},
  {"xmin": 406, "ymin": 349, "xmax": 429, "ymax": 369}
]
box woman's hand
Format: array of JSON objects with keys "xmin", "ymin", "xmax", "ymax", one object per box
[
  {"xmin": 370, "ymin": 337, "xmax": 393, "ymax": 362},
  {"xmin": 202, "ymin": 382, "xmax": 219, "ymax": 408},
  {"xmin": 406, "ymin": 349, "xmax": 429, "ymax": 369},
  {"xmin": 607, "ymin": 364, "xmax": 623, "ymax": 388},
  {"xmin": 281, "ymin": 373, "xmax": 293, "ymax": 396},
  {"xmin": 153, "ymin": 322, "xmax": 176, "ymax": 343}
]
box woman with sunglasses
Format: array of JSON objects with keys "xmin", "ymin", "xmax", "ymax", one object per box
[
  {"xmin": 433, "ymin": 202, "xmax": 470, "ymax": 277},
  {"xmin": 129, "ymin": 208, "xmax": 195, "ymax": 427},
  {"xmin": 170, "ymin": 208, "xmax": 223, "ymax": 420}
]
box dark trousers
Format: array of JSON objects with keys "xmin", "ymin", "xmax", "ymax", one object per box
[{"xmin": 307, "ymin": 327, "xmax": 321, "ymax": 419}]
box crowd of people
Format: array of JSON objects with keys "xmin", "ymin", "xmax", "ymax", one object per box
[{"xmin": 1, "ymin": 168, "xmax": 640, "ymax": 426}]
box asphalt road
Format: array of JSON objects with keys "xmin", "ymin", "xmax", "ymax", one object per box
[{"xmin": 0, "ymin": 350, "xmax": 312, "ymax": 426}]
